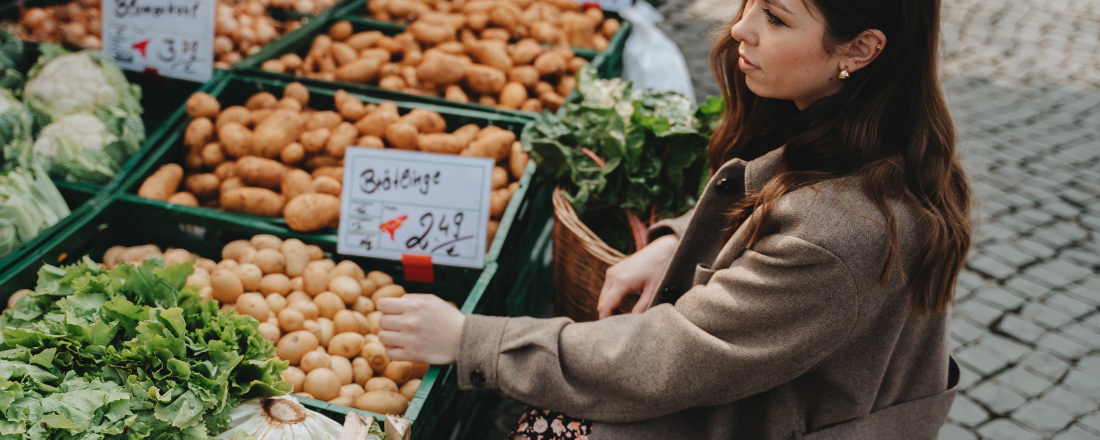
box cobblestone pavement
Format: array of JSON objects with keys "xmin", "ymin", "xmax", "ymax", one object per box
[{"xmin": 663, "ymin": 0, "xmax": 1100, "ymax": 439}]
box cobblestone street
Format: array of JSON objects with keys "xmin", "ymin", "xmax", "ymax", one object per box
[{"xmin": 660, "ymin": 0, "xmax": 1100, "ymax": 438}]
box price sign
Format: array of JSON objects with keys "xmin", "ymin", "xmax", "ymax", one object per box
[
  {"xmin": 102, "ymin": 0, "xmax": 214, "ymax": 82},
  {"xmin": 338, "ymin": 147, "xmax": 495, "ymax": 269}
]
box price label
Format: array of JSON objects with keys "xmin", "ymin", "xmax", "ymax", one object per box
[
  {"xmin": 338, "ymin": 147, "xmax": 494, "ymax": 269},
  {"xmin": 102, "ymin": 0, "xmax": 214, "ymax": 82}
]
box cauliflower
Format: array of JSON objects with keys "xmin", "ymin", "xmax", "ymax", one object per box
[
  {"xmin": 0, "ymin": 89, "xmax": 17, "ymax": 115},
  {"xmin": 23, "ymin": 52, "xmax": 119, "ymax": 115},
  {"xmin": 32, "ymin": 113, "xmax": 116, "ymax": 158}
]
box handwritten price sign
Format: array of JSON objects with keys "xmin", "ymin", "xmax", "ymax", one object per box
[
  {"xmin": 103, "ymin": 0, "xmax": 214, "ymax": 82},
  {"xmin": 338, "ymin": 148, "xmax": 494, "ymax": 269}
]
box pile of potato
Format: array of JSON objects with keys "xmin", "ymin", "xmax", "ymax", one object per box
[
  {"xmin": 213, "ymin": 1, "xmax": 305, "ymax": 69},
  {"xmin": 137, "ymin": 85, "xmax": 524, "ymax": 241},
  {"xmin": 3, "ymin": 0, "xmax": 102, "ymax": 50},
  {"xmin": 260, "ymin": 19, "xmax": 591, "ymax": 112},
  {"xmin": 366, "ymin": 0, "xmax": 620, "ymax": 51},
  {"xmin": 101, "ymin": 234, "xmax": 432, "ymax": 416}
]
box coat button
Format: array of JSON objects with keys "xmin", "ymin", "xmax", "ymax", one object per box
[
  {"xmin": 470, "ymin": 370, "xmax": 486, "ymax": 388},
  {"xmin": 714, "ymin": 177, "xmax": 735, "ymax": 194}
]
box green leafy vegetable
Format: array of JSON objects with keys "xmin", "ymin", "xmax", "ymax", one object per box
[
  {"xmin": 0, "ymin": 257, "xmax": 292, "ymax": 439},
  {"xmin": 522, "ymin": 66, "xmax": 720, "ymax": 253},
  {"xmin": 0, "ymin": 163, "xmax": 71, "ymax": 259}
]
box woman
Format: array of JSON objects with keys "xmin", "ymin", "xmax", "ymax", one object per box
[{"xmin": 377, "ymin": 0, "xmax": 971, "ymax": 437}]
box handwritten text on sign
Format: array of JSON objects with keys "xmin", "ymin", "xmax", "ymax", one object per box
[
  {"xmin": 338, "ymin": 148, "xmax": 494, "ymax": 268},
  {"xmin": 103, "ymin": 0, "xmax": 214, "ymax": 82}
]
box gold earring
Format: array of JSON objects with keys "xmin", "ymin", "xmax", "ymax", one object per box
[
  {"xmin": 877, "ymin": 44, "xmax": 885, "ymax": 50},
  {"xmin": 839, "ymin": 68, "xmax": 850, "ymax": 80}
]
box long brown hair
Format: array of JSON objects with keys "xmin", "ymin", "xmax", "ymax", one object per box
[{"xmin": 710, "ymin": 0, "xmax": 971, "ymax": 315}]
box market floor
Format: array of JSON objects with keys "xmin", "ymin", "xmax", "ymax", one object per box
[{"xmin": 661, "ymin": 0, "xmax": 1100, "ymax": 439}]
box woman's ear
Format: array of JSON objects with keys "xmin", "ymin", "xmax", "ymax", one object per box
[{"xmin": 842, "ymin": 30, "xmax": 887, "ymax": 74}]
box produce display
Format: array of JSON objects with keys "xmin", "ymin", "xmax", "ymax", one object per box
[
  {"xmin": 365, "ymin": 0, "xmax": 621, "ymax": 51},
  {"xmin": 0, "ymin": 256, "xmax": 291, "ymax": 438},
  {"xmin": 0, "ymin": 0, "xmax": 305, "ymax": 68},
  {"xmin": 2, "ymin": 44, "xmax": 146, "ymax": 184},
  {"xmin": 102, "ymin": 234, "xmax": 434, "ymax": 417},
  {"xmin": 260, "ymin": 20, "xmax": 588, "ymax": 112},
  {"xmin": 136, "ymin": 85, "xmax": 526, "ymax": 240},
  {"xmin": 522, "ymin": 66, "xmax": 721, "ymax": 253}
]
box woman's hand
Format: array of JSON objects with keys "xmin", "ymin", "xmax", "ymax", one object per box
[
  {"xmin": 377, "ymin": 294, "xmax": 465, "ymax": 365},
  {"xmin": 597, "ymin": 234, "xmax": 679, "ymax": 319}
]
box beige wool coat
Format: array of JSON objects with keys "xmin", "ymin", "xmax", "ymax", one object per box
[{"xmin": 457, "ymin": 148, "xmax": 960, "ymax": 439}]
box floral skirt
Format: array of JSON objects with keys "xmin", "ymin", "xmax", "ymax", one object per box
[{"xmin": 510, "ymin": 408, "xmax": 593, "ymax": 440}]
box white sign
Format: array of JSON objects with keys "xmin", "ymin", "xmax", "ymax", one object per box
[
  {"xmin": 338, "ymin": 147, "xmax": 495, "ymax": 269},
  {"xmin": 102, "ymin": 0, "xmax": 215, "ymax": 82},
  {"xmin": 596, "ymin": 0, "xmax": 631, "ymax": 12}
]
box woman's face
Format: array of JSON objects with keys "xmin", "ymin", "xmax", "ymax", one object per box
[{"xmin": 730, "ymin": 0, "xmax": 845, "ymax": 109}]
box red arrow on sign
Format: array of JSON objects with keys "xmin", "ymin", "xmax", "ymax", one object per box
[{"xmin": 131, "ymin": 39, "xmax": 149, "ymax": 58}]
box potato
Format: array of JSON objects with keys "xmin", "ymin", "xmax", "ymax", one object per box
[
  {"xmin": 221, "ymin": 188, "xmax": 285, "ymax": 217},
  {"xmin": 366, "ymin": 311, "xmax": 383, "ymax": 335},
  {"xmin": 468, "ymin": 40, "xmax": 512, "ymax": 72},
  {"xmin": 312, "ymin": 166, "xmax": 344, "ymax": 183},
  {"xmin": 492, "ymin": 166, "xmax": 509, "ymax": 190},
  {"xmin": 249, "ymin": 234, "xmax": 281, "ymax": 250},
  {"xmin": 184, "ymin": 117, "xmax": 215, "ymax": 150},
  {"xmin": 186, "ymin": 266, "xmax": 210, "ymax": 286},
  {"xmin": 510, "ymin": 39, "xmax": 543, "ymax": 64},
  {"xmin": 416, "ymin": 51, "xmax": 468, "ymax": 85},
  {"xmin": 210, "ymin": 269, "xmax": 244, "ymax": 303},
  {"xmin": 214, "ymin": 161, "xmax": 237, "ymax": 180},
  {"xmin": 195, "ymin": 258, "xmax": 217, "ymax": 273},
  {"xmin": 398, "ymin": 109, "xmax": 446, "ymax": 134},
  {"xmin": 267, "ymin": 293, "xmax": 288, "ymax": 313},
  {"xmin": 302, "ymin": 265, "xmax": 330, "ymax": 296},
  {"xmin": 304, "ymin": 368, "xmax": 342, "ymax": 401},
  {"xmin": 236, "ymin": 293, "xmax": 271, "ymax": 321},
  {"xmin": 167, "ymin": 192, "xmax": 198, "ymax": 206},
  {"xmin": 355, "ymin": 105, "xmax": 401, "ymax": 137},
  {"xmin": 218, "ymin": 122, "xmax": 254, "ymax": 158},
  {"xmin": 186, "ymin": 92, "xmax": 220, "ymax": 119},
  {"xmin": 314, "ymin": 291, "xmax": 346, "ymax": 319},
  {"xmin": 282, "ymin": 367, "xmax": 306, "ymax": 393},
  {"xmin": 233, "ymin": 264, "xmax": 262, "ymax": 292},
  {"xmin": 284, "ymin": 193, "xmax": 341, "ymax": 232},
  {"xmin": 336, "ymin": 58, "xmax": 382, "ymax": 83},
  {"xmin": 262, "ymin": 59, "xmax": 287, "ymax": 73},
  {"xmin": 279, "ymin": 239, "xmax": 310, "ymax": 278},
  {"xmin": 341, "ymin": 383, "xmax": 366, "ymax": 401},
  {"xmin": 491, "ymin": 184, "xmax": 514, "ymax": 218},
  {"xmin": 254, "ymin": 110, "xmax": 306, "ymax": 158},
  {"xmin": 237, "ymin": 246, "xmax": 257, "ymax": 265},
  {"xmin": 418, "ymin": 133, "xmax": 465, "ymax": 154},
  {"xmin": 222, "ymin": 240, "xmax": 253, "ymax": 261},
  {"xmin": 303, "ymin": 319, "xmax": 323, "ymax": 342},
  {"xmin": 354, "ymin": 391, "xmax": 408, "ymax": 415},
  {"xmin": 558, "ymin": 75, "xmax": 577, "ymax": 97},
  {"xmin": 329, "ymin": 356, "xmax": 353, "ymax": 386},
  {"xmin": 444, "ymin": 85, "xmax": 469, "ymax": 103},
  {"xmin": 540, "ymin": 90, "xmax": 565, "ymax": 111},
  {"xmin": 408, "ymin": 20, "xmax": 456, "ymax": 44},
  {"xmin": 366, "ymin": 271, "xmax": 393, "ymax": 287},
  {"xmin": 252, "ymin": 249, "xmax": 285, "ymax": 275},
  {"xmin": 280, "ymin": 143, "xmax": 305, "ymax": 165},
  {"xmin": 463, "ymin": 128, "xmax": 514, "ymax": 161},
  {"xmin": 259, "ymin": 274, "xmax": 291, "ymax": 296},
  {"xmin": 331, "ymin": 309, "xmax": 359, "ymax": 334},
  {"xmin": 326, "ymin": 122, "xmax": 358, "ymax": 158},
  {"xmin": 353, "ymin": 296, "xmax": 376, "ymax": 315},
  {"xmin": 399, "ymin": 379, "xmax": 421, "ymax": 401},
  {"xmin": 139, "ymin": 164, "xmax": 184, "ymax": 201},
  {"xmin": 328, "ymin": 276, "xmax": 362, "ymax": 304},
  {"xmin": 366, "ymin": 377, "xmax": 398, "ymax": 393},
  {"xmin": 291, "ymin": 300, "xmax": 322, "ymax": 321},
  {"xmin": 331, "ymin": 42, "xmax": 358, "ymax": 66},
  {"xmin": 328, "ymin": 333, "xmax": 366, "ymax": 358},
  {"xmin": 371, "ymin": 284, "xmax": 406, "ymax": 303},
  {"xmin": 569, "ymin": 56, "xmax": 588, "ymax": 73},
  {"xmin": 464, "ymin": 64, "xmax": 506, "ymax": 94},
  {"xmin": 507, "ymin": 66, "xmax": 539, "ymax": 89},
  {"xmin": 334, "ymin": 90, "xmax": 367, "ymax": 120},
  {"xmin": 346, "ymin": 31, "xmax": 383, "ymax": 49},
  {"xmin": 383, "ymin": 361, "xmax": 419, "ymax": 385},
  {"xmin": 216, "ymin": 259, "xmax": 240, "ymax": 272},
  {"xmin": 510, "ymin": 141, "xmax": 529, "ymax": 178},
  {"xmin": 300, "ymin": 350, "xmax": 332, "ymax": 372},
  {"xmin": 307, "ymin": 245, "xmax": 325, "ymax": 260},
  {"xmin": 279, "ymin": 307, "xmax": 307, "ymax": 332},
  {"xmin": 236, "ymin": 156, "xmax": 288, "ymax": 189},
  {"xmin": 299, "ymin": 128, "xmax": 330, "ymax": 154},
  {"xmin": 364, "ymin": 333, "xmax": 381, "ymax": 345},
  {"xmin": 499, "ymin": 82, "xmax": 527, "ymax": 109},
  {"xmin": 384, "ymin": 122, "xmax": 419, "ymax": 150},
  {"xmin": 361, "ymin": 341, "xmax": 389, "ymax": 372},
  {"xmin": 277, "ymin": 330, "xmax": 320, "ymax": 365},
  {"xmin": 352, "ymin": 358, "xmax": 373, "ymax": 386},
  {"xmin": 183, "ymin": 173, "xmax": 219, "ymax": 199},
  {"xmin": 216, "ymin": 106, "xmax": 251, "ymax": 131},
  {"xmin": 275, "ymin": 82, "xmax": 306, "ymax": 105}
]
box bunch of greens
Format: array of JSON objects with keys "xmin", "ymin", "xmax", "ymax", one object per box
[
  {"xmin": 0, "ymin": 257, "xmax": 291, "ymax": 439},
  {"xmin": 0, "ymin": 163, "xmax": 71, "ymax": 258},
  {"xmin": 522, "ymin": 66, "xmax": 723, "ymax": 253}
]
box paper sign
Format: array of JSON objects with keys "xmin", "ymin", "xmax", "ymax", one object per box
[
  {"xmin": 593, "ymin": 0, "xmax": 631, "ymax": 12},
  {"xmin": 102, "ymin": 0, "xmax": 215, "ymax": 82},
  {"xmin": 338, "ymin": 147, "xmax": 494, "ymax": 269}
]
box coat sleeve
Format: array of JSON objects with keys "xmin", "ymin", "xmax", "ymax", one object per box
[
  {"xmin": 456, "ymin": 233, "xmax": 860, "ymax": 423},
  {"xmin": 645, "ymin": 208, "xmax": 695, "ymax": 242}
]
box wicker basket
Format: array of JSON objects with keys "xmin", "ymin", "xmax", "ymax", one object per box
[{"xmin": 551, "ymin": 187, "xmax": 637, "ymax": 322}]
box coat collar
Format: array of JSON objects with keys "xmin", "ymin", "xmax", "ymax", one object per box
[{"xmin": 742, "ymin": 147, "xmax": 784, "ymax": 196}]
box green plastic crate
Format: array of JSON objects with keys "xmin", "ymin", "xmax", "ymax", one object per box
[
  {"xmin": 238, "ymin": 15, "xmax": 614, "ymax": 119},
  {"xmin": 118, "ymin": 73, "xmax": 541, "ymax": 287},
  {"xmin": 0, "ymin": 196, "xmax": 503, "ymax": 438}
]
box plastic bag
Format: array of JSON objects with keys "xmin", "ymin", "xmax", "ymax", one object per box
[{"xmin": 620, "ymin": 2, "xmax": 697, "ymax": 103}]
